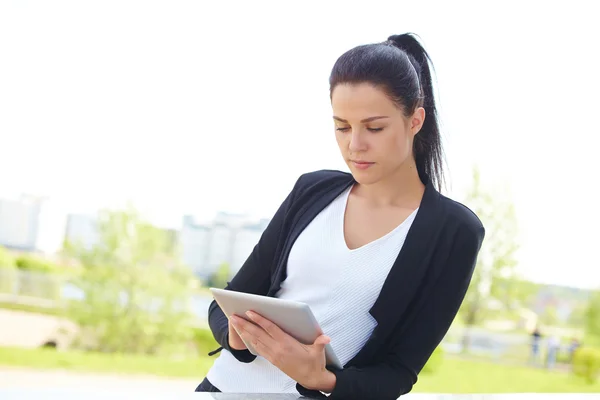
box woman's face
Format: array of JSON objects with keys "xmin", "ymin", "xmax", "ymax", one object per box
[{"xmin": 331, "ymin": 82, "xmax": 424, "ymax": 185}]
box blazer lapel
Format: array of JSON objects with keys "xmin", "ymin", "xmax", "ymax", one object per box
[
  {"xmin": 269, "ymin": 172, "xmax": 447, "ymax": 364},
  {"xmin": 368, "ymin": 180, "xmax": 446, "ymax": 343},
  {"xmin": 268, "ymin": 176, "xmax": 355, "ymax": 295}
]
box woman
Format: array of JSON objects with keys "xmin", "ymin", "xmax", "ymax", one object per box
[{"xmin": 196, "ymin": 33, "xmax": 485, "ymax": 400}]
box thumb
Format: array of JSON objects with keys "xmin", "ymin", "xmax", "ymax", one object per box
[{"xmin": 313, "ymin": 335, "xmax": 331, "ymax": 350}]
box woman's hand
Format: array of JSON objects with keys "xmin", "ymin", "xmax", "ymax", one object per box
[
  {"xmin": 230, "ymin": 311, "xmax": 337, "ymax": 393},
  {"xmin": 228, "ymin": 317, "xmax": 248, "ymax": 350}
]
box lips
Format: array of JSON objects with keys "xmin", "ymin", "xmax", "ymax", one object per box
[{"xmin": 351, "ymin": 160, "xmax": 374, "ymax": 170}]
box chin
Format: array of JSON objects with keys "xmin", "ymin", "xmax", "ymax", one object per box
[{"xmin": 349, "ymin": 168, "xmax": 381, "ymax": 185}]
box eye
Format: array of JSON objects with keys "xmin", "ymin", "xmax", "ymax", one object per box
[
  {"xmin": 367, "ymin": 127, "xmax": 383, "ymax": 133},
  {"xmin": 336, "ymin": 127, "xmax": 351, "ymax": 133}
]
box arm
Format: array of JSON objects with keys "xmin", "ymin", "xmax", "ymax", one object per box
[
  {"xmin": 207, "ymin": 175, "xmax": 304, "ymax": 362},
  {"xmin": 298, "ymin": 223, "xmax": 485, "ymax": 400}
]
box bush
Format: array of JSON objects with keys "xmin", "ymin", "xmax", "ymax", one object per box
[
  {"xmin": 572, "ymin": 347, "xmax": 600, "ymax": 384},
  {"xmin": 0, "ymin": 246, "xmax": 16, "ymax": 269},
  {"xmin": 15, "ymin": 255, "xmax": 59, "ymax": 273},
  {"xmin": 421, "ymin": 345, "xmax": 444, "ymax": 375},
  {"xmin": 0, "ymin": 247, "xmax": 17, "ymax": 294},
  {"xmin": 193, "ymin": 327, "xmax": 219, "ymax": 356},
  {"xmin": 14, "ymin": 256, "xmax": 62, "ymax": 300}
]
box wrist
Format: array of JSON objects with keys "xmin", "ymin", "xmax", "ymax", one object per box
[{"xmin": 308, "ymin": 370, "xmax": 336, "ymax": 393}]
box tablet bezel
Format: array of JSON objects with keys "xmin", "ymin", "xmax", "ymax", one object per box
[{"xmin": 209, "ymin": 288, "xmax": 343, "ymax": 370}]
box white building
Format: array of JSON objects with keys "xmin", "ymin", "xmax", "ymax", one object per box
[
  {"xmin": 64, "ymin": 214, "xmax": 100, "ymax": 251},
  {"xmin": 179, "ymin": 215, "xmax": 211, "ymax": 276},
  {"xmin": 0, "ymin": 191, "xmax": 271, "ymax": 277},
  {"xmin": 206, "ymin": 222, "xmax": 235, "ymax": 273},
  {"xmin": 230, "ymin": 219, "xmax": 269, "ymax": 276},
  {"xmin": 0, "ymin": 195, "xmax": 66, "ymax": 254},
  {"xmin": 179, "ymin": 213, "xmax": 270, "ymax": 279}
]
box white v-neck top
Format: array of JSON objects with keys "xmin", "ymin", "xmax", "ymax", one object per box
[{"xmin": 206, "ymin": 185, "xmax": 418, "ymax": 393}]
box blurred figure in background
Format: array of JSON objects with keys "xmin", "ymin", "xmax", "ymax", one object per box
[
  {"xmin": 568, "ymin": 337, "xmax": 581, "ymax": 363},
  {"xmin": 529, "ymin": 325, "xmax": 542, "ymax": 366},
  {"xmin": 545, "ymin": 335, "xmax": 560, "ymax": 370}
]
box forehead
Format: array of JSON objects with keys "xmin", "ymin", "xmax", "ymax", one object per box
[{"xmin": 331, "ymin": 83, "xmax": 399, "ymax": 117}]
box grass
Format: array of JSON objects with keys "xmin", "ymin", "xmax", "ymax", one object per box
[
  {"xmin": 1, "ymin": 347, "xmax": 599, "ymax": 393},
  {"xmin": 0, "ymin": 302, "xmax": 65, "ymax": 317},
  {"xmin": 415, "ymin": 356, "xmax": 600, "ymax": 393},
  {"xmin": 0, "ymin": 346, "xmax": 212, "ymax": 379}
]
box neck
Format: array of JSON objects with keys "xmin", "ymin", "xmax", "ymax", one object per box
[{"xmin": 354, "ymin": 160, "xmax": 425, "ymax": 208}]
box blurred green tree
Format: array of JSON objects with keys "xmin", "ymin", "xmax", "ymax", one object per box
[
  {"xmin": 458, "ymin": 166, "xmax": 522, "ymax": 352},
  {"xmin": 585, "ymin": 290, "xmax": 600, "ymax": 345},
  {"xmin": 540, "ymin": 305, "xmax": 560, "ymax": 327},
  {"xmin": 63, "ymin": 206, "xmax": 196, "ymax": 355},
  {"xmin": 569, "ymin": 302, "xmax": 588, "ymax": 328},
  {"xmin": 208, "ymin": 262, "xmax": 230, "ymax": 289},
  {"xmin": 0, "ymin": 246, "xmax": 16, "ymax": 268},
  {"xmin": 0, "ymin": 246, "xmax": 17, "ymax": 294}
]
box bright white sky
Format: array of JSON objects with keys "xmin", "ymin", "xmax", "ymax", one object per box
[{"xmin": 0, "ymin": 1, "xmax": 598, "ymax": 289}]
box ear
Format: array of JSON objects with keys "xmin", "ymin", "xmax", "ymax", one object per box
[{"xmin": 410, "ymin": 107, "xmax": 426, "ymax": 136}]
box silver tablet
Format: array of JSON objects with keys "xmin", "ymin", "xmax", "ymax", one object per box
[{"xmin": 210, "ymin": 288, "xmax": 343, "ymax": 370}]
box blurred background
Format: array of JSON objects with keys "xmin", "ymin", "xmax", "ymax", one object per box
[{"xmin": 1, "ymin": 0, "xmax": 599, "ymax": 395}]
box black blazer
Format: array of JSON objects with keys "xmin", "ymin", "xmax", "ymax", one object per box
[{"xmin": 207, "ymin": 170, "xmax": 485, "ymax": 400}]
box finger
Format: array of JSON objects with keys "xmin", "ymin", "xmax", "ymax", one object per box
[
  {"xmin": 246, "ymin": 311, "xmax": 287, "ymax": 341},
  {"xmin": 232, "ymin": 317, "xmax": 275, "ymax": 360},
  {"xmin": 231, "ymin": 316, "xmax": 256, "ymax": 344},
  {"xmin": 231, "ymin": 315, "xmax": 276, "ymax": 347},
  {"xmin": 248, "ymin": 334, "xmax": 274, "ymax": 362},
  {"xmin": 312, "ymin": 335, "xmax": 331, "ymax": 352}
]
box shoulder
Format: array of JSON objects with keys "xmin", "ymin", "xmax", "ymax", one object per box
[
  {"xmin": 433, "ymin": 194, "xmax": 486, "ymax": 278},
  {"xmin": 290, "ymin": 169, "xmax": 354, "ymax": 197},
  {"xmin": 438, "ymin": 193, "xmax": 485, "ymax": 243},
  {"xmin": 296, "ymin": 169, "xmax": 353, "ymax": 185}
]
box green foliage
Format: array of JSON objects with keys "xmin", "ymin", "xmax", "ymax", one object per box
[
  {"xmin": 193, "ymin": 327, "xmax": 219, "ymax": 356},
  {"xmin": 7, "ymin": 255, "xmax": 63, "ymax": 300},
  {"xmin": 0, "ymin": 246, "xmax": 17, "ymax": 294},
  {"xmin": 572, "ymin": 347, "xmax": 600, "ymax": 384},
  {"xmin": 459, "ymin": 166, "xmax": 521, "ymax": 333},
  {"xmin": 15, "ymin": 255, "xmax": 59, "ymax": 273},
  {"xmin": 208, "ymin": 263, "xmax": 230, "ymax": 289},
  {"xmin": 569, "ymin": 303, "xmax": 588, "ymax": 328},
  {"xmin": 0, "ymin": 246, "xmax": 16, "ymax": 269},
  {"xmin": 585, "ymin": 291, "xmax": 600, "ymax": 344},
  {"xmin": 540, "ymin": 306, "xmax": 560, "ymax": 326},
  {"xmin": 63, "ymin": 206, "xmax": 196, "ymax": 355},
  {"xmin": 421, "ymin": 346, "xmax": 444, "ymax": 375}
]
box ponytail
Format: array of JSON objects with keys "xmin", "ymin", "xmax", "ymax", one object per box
[{"xmin": 387, "ymin": 34, "xmax": 444, "ymax": 191}]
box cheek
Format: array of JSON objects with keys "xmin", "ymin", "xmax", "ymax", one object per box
[
  {"xmin": 382, "ymin": 131, "xmax": 412, "ymax": 159},
  {"xmin": 397, "ymin": 126, "xmax": 414, "ymax": 149},
  {"xmin": 335, "ymin": 132, "xmax": 348, "ymax": 149},
  {"xmin": 399, "ymin": 132, "xmax": 413, "ymax": 153}
]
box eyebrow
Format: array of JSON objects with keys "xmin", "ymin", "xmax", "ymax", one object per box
[{"xmin": 333, "ymin": 116, "xmax": 390, "ymax": 123}]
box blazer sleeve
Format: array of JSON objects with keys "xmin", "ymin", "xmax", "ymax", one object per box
[
  {"xmin": 207, "ymin": 175, "xmax": 304, "ymax": 363},
  {"xmin": 298, "ymin": 222, "xmax": 485, "ymax": 400}
]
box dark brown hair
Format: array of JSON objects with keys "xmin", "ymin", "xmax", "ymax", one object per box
[{"xmin": 329, "ymin": 33, "xmax": 444, "ymax": 191}]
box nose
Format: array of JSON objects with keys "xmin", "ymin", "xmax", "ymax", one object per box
[{"xmin": 348, "ymin": 129, "xmax": 367, "ymax": 152}]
